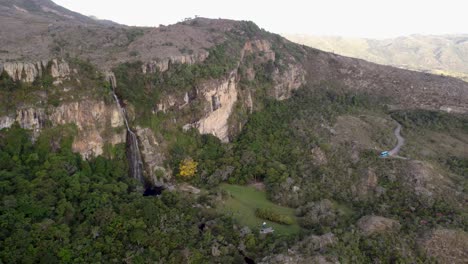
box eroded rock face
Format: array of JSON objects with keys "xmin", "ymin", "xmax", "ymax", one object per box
[
  {"xmin": 419, "ymin": 228, "xmax": 468, "ymax": 264},
  {"xmin": 273, "ymin": 64, "xmax": 306, "ymax": 100},
  {"xmin": 142, "ymin": 51, "xmax": 209, "ymax": 73},
  {"xmin": 15, "ymin": 108, "xmax": 46, "ymax": 132},
  {"xmin": 241, "ymin": 39, "xmax": 306, "ymax": 101},
  {"xmin": 135, "ymin": 126, "xmax": 168, "ymax": 185},
  {"xmin": 50, "ymin": 101, "xmax": 125, "ymax": 158},
  {"xmin": 1, "ymin": 59, "xmax": 70, "ymax": 83},
  {"xmin": 194, "ymin": 71, "xmax": 238, "ymax": 142},
  {"xmin": 357, "ymin": 215, "xmax": 400, "ymax": 236},
  {"xmin": 0, "ymin": 100, "xmax": 125, "ymax": 159},
  {"xmin": 2, "ymin": 61, "xmax": 43, "ymax": 83},
  {"xmin": 50, "ymin": 59, "xmax": 71, "ymax": 84},
  {"xmin": 242, "ymin": 39, "xmax": 276, "ymax": 63},
  {"xmin": 0, "ymin": 116, "xmax": 15, "ymax": 130}
]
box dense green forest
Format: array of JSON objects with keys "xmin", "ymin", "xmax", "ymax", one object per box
[
  {"xmin": 0, "ymin": 124, "xmax": 272, "ymax": 263},
  {"xmin": 1, "ymin": 78, "xmax": 467, "ymax": 262}
]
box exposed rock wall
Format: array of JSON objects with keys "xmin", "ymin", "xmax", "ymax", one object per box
[
  {"xmin": 50, "ymin": 59, "xmax": 71, "ymax": 84},
  {"xmin": 142, "ymin": 51, "xmax": 209, "ymax": 73},
  {"xmin": 273, "ymin": 64, "xmax": 306, "ymax": 100},
  {"xmin": 0, "ymin": 59, "xmax": 70, "ymax": 83},
  {"xmin": 194, "ymin": 71, "xmax": 238, "ymax": 142},
  {"xmin": 0, "ymin": 116, "xmax": 15, "ymax": 130},
  {"xmin": 50, "ymin": 101, "xmax": 125, "ymax": 158},
  {"xmin": 1, "ymin": 61, "xmax": 43, "ymax": 83},
  {"xmin": 0, "ymin": 100, "xmax": 125, "ymax": 159},
  {"xmin": 242, "ymin": 39, "xmax": 276, "ymax": 63},
  {"xmin": 241, "ymin": 39, "xmax": 306, "ymax": 100},
  {"xmin": 0, "ymin": 108, "xmax": 46, "ymax": 137},
  {"xmin": 135, "ymin": 127, "xmax": 168, "ymax": 186}
]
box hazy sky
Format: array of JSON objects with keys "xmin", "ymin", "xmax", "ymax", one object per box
[{"xmin": 53, "ymin": 0, "xmax": 466, "ymax": 38}]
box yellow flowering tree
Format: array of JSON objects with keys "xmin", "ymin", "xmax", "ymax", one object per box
[{"xmin": 179, "ymin": 158, "xmax": 198, "ymax": 178}]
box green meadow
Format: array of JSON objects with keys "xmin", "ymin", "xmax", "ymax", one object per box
[{"xmin": 218, "ymin": 184, "xmax": 301, "ymax": 236}]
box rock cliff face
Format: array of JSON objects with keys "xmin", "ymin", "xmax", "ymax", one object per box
[
  {"xmin": 241, "ymin": 39, "xmax": 306, "ymax": 100},
  {"xmin": 194, "ymin": 71, "xmax": 239, "ymax": 142},
  {"xmin": 242, "ymin": 39, "xmax": 276, "ymax": 63},
  {"xmin": 135, "ymin": 126, "xmax": 168, "ymax": 185},
  {"xmin": 49, "ymin": 100, "xmax": 125, "ymax": 158},
  {"xmin": 0, "ymin": 108, "xmax": 46, "ymax": 137},
  {"xmin": 0, "ymin": 59, "xmax": 70, "ymax": 83},
  {"xmin": 273, "ymin": 64, "xmax": 307, "ymax": 100},
  {"xmin": 0, "ymin": 116, "xmax": 15, "ymax": 130},
  {"xmin": 142, "ymin": 51, "xmax": 209, "ymax": 73},
  {"xmin": 0, "ymin": 100, "xmax": 126, "ymax": 159}
]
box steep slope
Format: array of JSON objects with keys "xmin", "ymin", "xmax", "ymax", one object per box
[
  {"xmin": 1, "ymin": 0, "xmax": 468, "ymax": 184},
  {"xmin": 284, "ymin": 34, "xmax": 468, "ymax": 81},
  {"xmin": 1, "ymin": 1, "xmax": 468, "ymax": 263}
]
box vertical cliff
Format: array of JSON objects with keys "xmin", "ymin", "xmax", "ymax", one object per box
[
  {"xmin": 194, "ymin": 71, "xmax": 239, "ymax": 142},
  {"xmin": 0, "ymin": 59, "xmax": 126, "ymax": 159}
]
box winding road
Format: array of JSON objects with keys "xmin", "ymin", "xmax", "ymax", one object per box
[{"xmin": 389, "ymin": 123, "xmax": 405, "ymax": 156}]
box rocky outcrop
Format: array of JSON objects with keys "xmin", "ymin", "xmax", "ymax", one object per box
[
  {"xmin": 273, "ymin": 63, "xmax": 306, "ymax": 100},
  {"xmin": 142, "ymin": 51, "xmax": 209, "ymax": 73},
  {"xmin": 402, "ymin": 160, "xmax": 462, "ymax": 207},
  {"xmin": 50, "ymin": 59, "xmax": 71, "ymax": 84},
  {"xmin": 0, "ymin": 59, "xmax": 70, "ymax": 83},
  {"xmin": 356, "ymin": 215, "xmax": 400, "ymax": 236},
  {"xmin": 1, "ymin": 61, "xmax": 44, "ymax": 83},
  {"xmin": 0, "ymin": 100, "xmax": 126, "ymax": 159},
  {"xmin": 310, "ymin": 147, "xmax": 328, "ymax": 166},
  {"xmin": 241, "ymin": 39, "xmax": 306, "ymax": 100},
  {"xmin": 49, "ymin": 100, "xmax": 125, "ymax": 158},
  {"xmin": 135, "ymin": 126, "xmax": 168, "ymax": 185},
  {"xmin": 193, "ymin": 71, "xmax": 238, "ymax": 142},
  {"xmin": 15, "ymin": 107, "xmax": 46, "ymax": 134},
  {"xmin": 0, "ymin": 108, "xmax": 46, "ymax": 136},
  {"xmin": 0, "ymin": 116, "xmax": 15, "ymax": 130},
  {"xmin": 418, "ymin": 228, "xmax": 468, "ymax": 264},
  {"xmin": 242, "ymin": 39, "xmax": 276, "ymax": 63}
]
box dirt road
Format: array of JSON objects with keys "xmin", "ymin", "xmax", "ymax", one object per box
[{"xmin": 389, "ymin": 123, "xmax": 405, "ymax": 156}]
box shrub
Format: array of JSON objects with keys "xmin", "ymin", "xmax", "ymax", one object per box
[
  {"xmin": 255, "ymin": 208, "xmax": 293, "ymax": 225},
  {"xmin": 179, "ymin": 158, "xmax": 198, "ymax": 178}
]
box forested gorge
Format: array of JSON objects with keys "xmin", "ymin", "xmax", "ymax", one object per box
[
  {"xmin": 0, "ymin": 125, "xmax": 255, "ymax": 263},
  {"xmin": 1, "ymin": 12, "xmax": 467, "ymax": 262},
  {"xmin": 2, "ymin": 84, "xmax": 466, "ymax": 262}
]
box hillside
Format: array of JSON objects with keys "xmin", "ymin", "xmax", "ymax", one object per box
[
  {"xmin": 0, "ymin": 1, "xmax": 467, "ymax": 263},
  {"xmin": 284, "ymin": 34, "xmax": 468, "ymax": 81}
]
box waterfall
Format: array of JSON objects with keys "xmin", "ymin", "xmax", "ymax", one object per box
[{"xmin": 108, "ymin": 73, "xmax": 145, "ymax": 185}]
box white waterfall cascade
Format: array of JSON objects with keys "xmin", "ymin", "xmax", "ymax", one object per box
[{"xmin": 108, "ymin": 74, "xmax": 145, "ymax": 184}]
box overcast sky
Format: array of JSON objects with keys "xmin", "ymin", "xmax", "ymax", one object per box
[{"xmin": 52, "ymin": 0, "xmax": 466, "ymax": 38}]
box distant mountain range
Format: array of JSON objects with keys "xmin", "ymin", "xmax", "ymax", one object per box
[{"xmin": 284, "ymin": 34, "xmax": 468, "ymax": 81}]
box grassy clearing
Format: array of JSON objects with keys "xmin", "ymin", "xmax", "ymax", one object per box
[{"xmin": 218, "ymin": 184, "xmax": 301, "ymax": 236}]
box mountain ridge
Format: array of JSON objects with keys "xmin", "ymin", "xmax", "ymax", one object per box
[
  {"xmin": 0, "ymin": 2, "xmax": 467, "ymax": 263},
  {"xmin": 284, "ymin": 33, "xmax": 468, "ymax": 81}
]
